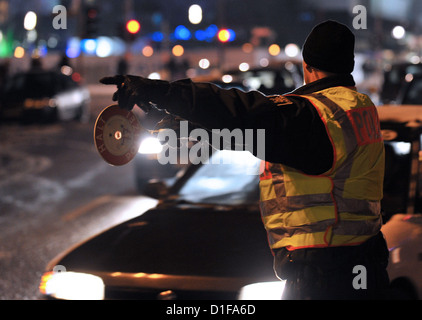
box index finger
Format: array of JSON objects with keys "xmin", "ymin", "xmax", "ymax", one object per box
[{"xmin": 99, "ymin": 75, "xmax": 125, "ymax": 85}]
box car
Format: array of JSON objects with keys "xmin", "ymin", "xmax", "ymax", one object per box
[
  {"xmin": 0, "ymin": 69, "xmax": 91, "ymax": 123},
  {"xmin": 40, "ymin": 150, "xmax": 280, "ymax": 300},
  {"xmin": 39, "ymin": 105, "xmax": 422, "ymax": 300},
  {"xmin": 377, "ymin": 106, "xmax": 422, "ymax": 220},
  {"xmin": 378, "ymin": 105, "xmax": 422, "ymax": 299}
]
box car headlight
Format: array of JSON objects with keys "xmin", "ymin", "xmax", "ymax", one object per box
[
  {"xmin": 39, "ymin": 270, "xmax": 104, "ymax": 300},
  {"xmin": 238, "ymin": 281, "xmax": 286, "ymax": 300},
  {"xmin": 138, "ymin": 137, "xmax": 163, "ymax": 154}
]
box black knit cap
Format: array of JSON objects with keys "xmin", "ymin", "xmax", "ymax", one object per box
[{"xmin": 302, "ymin": 20, "xmax": 355, "ymax": 74}]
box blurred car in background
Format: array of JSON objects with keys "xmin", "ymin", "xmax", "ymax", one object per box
[
  {"xmin": 380, "ymin": 62, "xmax": 422, "ymax": 104},
  {"xmin": 0, "ymin": 69, "xmax": 90, "ymax": 123},
  {"xmin": 395, "ymin": 73, "xmax": 422, "ymax": 105},
  {"xmin": 222, "ymin": 61, "xmax": 303, "ymax": 95}
]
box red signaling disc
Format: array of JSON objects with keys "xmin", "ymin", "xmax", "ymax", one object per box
[{"xmin": 94, "ymin": 105, "xmax": 142, "ymax": 166}]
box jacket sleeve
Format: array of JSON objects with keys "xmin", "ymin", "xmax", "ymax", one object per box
[
  {"xmin": 146, "ymin": 78, "xmax": 333, "ymax": 174},
  {"xmin": 148, "ymin": 78, "xmax": 275, "ymax": 131}
]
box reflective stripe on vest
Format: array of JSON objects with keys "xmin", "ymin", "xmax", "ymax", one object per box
[{"xmin": 259, "ymin": 87, "xmax": 385, "ymax": 251}]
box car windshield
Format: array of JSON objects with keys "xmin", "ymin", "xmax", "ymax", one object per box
[{"xmin": 177, "ymin": 150, "xmax": 261, "ymax": 205}]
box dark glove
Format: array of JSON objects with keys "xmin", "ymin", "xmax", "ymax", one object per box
[{"xmin": 99, "ymin": 75, "xmax": 154, "ymax": 112}]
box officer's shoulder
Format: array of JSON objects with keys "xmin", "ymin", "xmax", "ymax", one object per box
[{"xmin": 268, "ymin": 95, "xmax": 294, "ymax": 106}]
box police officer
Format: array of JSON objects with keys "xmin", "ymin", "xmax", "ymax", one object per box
[{"xmin": 100, "ymin": 20, "xmax": 389, "ymax": 300}]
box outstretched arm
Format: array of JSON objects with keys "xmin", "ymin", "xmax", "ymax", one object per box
[{"xmin": 99, "ymin": 75, "xmax": 273, "ymax": 131}]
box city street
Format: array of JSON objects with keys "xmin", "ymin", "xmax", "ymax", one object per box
[{"xmin": 0, "ymin": 90, "xmax": 157, "ymax": 299}]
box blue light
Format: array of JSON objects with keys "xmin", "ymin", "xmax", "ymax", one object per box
[
  {"xmin": 195, "ymin": 30, "xmax": 206, "ymax": 41},
  {"xmin": 205, "ymin": 25, "xmax": 218, "ymax": 39},
  {"xmin": 66, "ymin": 37, "xmax": 81, "ymax": 58},
  {"xmin": 227, "ymin": 29, "xmax": 236, "ymax": 42},
  {"xmin": 174, "ymin": 25, "xmax": 191, "ymax": 40},
  {"xmin": 151, "ymin": 31, "xmax": 164, "ymax": 42},
  {"xmin": 81, "ymin": 39, "xmax": 97, "ymax": 55}
]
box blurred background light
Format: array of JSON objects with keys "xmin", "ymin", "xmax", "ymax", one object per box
[
  {"xmin": 172, "ymin": 44, "xmax": 184, "ymax": 56},
  {"xmin": 268, "ymin": 44, "xmax": 281, "ymax": 56},
  {"xmin": 242, "ymin": 43, "xmax": 254, "ymax": 53},
  {"xmin": 392, "ymin": 25, "xmax": 406, "ymax": 40},
  {"xmin": 189, "ymin": 4, "xmax": 202, "ymax": 24},
  {"xmin": 205, "ymin": 25, "xmax": 218, "ymax": 41},
  {"xmin": 81, "ymin": 39, "xmax": 97, "ymax": 55},
  {"xmin": 24, "ymin": 11, "xmax": 37, "ymax": 31},
  {"xmin": 96, "ymin": 37, "xmax": 113, "ymax": 57},
  {"xmin": 151, "ymin": 31, "xmax": 164, "ymax": 42},
  {"xmin": 199, "ymin": 58, "xmax": 210, "ymax": 69},
  {"xmin": 259, "ymin": 58, "xmax": 269, "ymax": 67},
  {"xmin": 14, "ymin": 46, "xmax": 25, "ymax": 59},
  {"xmin": 148, "ymin": 72, "xmax": 161, "ymax": 79},
  {"xmin": 285, "ymin": 43, "xmax": 300, "ymax": 57},
  {"xmin": 142, "ymin": 45, "xmax": 154, "ymax": 57},
  {"xmin": 66, "ymin": 37, "xmax": 81, "ymax": 58},
  {"xmin": 126, "ymin": 19, "xmax": 141, "ymax": 34},
  {"xmin": 218, "ymin": 29, "xmax": 237, "ymax": 42},
  {"xmin": 174, "ymin": 25, "xmax": 191, "ymax": 40},
  {"xmin": 222, "ymin": 74, "xmax": 233, "ymax": 83},
  {"xmin": 239, "ymin": 62, "xmax": 250, "ymax": 72}
]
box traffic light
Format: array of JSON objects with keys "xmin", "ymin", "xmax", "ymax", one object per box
[
  {"xmin": 217, "ymin": 29, "xmax": 236, "ymax": 43},
  {"xmin": 122, "ymin": 19, "xmax": 140, "ymax": 42},
  {"xmin": 126, "ymin": 19, "xmax": 141, "ymax": 34},
  {"xmin": 84, "ymin": 5, "xmax": 99, "ymax": 38}
]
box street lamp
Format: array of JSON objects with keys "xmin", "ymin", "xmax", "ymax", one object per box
[
  {"xmin": 126, "ymin": 19, "xmax": 141, "ymax": 34},
  {"xmin": 24, "ymin": 11, "xmax": 37, "ymax": 31},
  {"xmin": 189, "ymin": 4, "xmax": 202, "ymax": 25},
  {"xmin": 392, "ymin": 25, "xmax": 406, "ymax": 40}
]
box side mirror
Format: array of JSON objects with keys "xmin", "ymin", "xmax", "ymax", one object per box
[{"xmin": 144, "ymin": 179, "xmax": 168, "ymax": 199}]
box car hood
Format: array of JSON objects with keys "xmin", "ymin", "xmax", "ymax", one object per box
[{"xmin": 53, "ymin": 204, "xmax": 275, "ymax": 280}]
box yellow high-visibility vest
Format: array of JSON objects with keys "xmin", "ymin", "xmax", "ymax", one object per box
[{"xmin": 259, "ymin": 86, "xmax": 385, "ymax": 251}]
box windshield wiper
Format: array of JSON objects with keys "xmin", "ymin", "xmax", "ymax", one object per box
[
  {"xmin": 161, "ymin": 195, "xmax": 258, "ymax": 211},
  {"xmin": 161, "ymin": 196, "xmax": 214, "ymax": 207}
]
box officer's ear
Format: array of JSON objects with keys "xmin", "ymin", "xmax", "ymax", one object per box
[{"xmin": 304, "ymin": 62, "xmax": 314, "ymax": 73}]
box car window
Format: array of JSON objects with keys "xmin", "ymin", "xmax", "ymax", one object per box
[
  {"xmin": 58, "ymin": 74, "xmax": 78, "ymax": 90},
  {"xmin": 403, "ymin": 77, "xmax": 422, "ymax": 104},
  {"xmin": 239, "ymin": 69, "xmax": 295, "ymax": 94},
  {"xmin": 177, "ymin": 150, "xmax": 261, "ymax": 205},
  {"xmin": 4, "ymin": 73, "xmax": 57, "ymax": 98}
]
